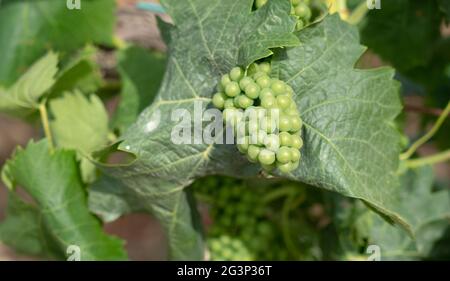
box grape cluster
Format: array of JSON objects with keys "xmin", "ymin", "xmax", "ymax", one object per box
[
  {"xmin": 255, "ymin": 0, "xmax": 313, "ymax": 31},
  {"xmin": 192, "ymin": 177, "xmax": 290, "ymax": 261},
  {"xmin": 212, "ymin": 63, "xmax": 303, "ymax": 174},
  {"xmin": 208, "ymin": 235, "xmax": 253, "ymax": 261}
]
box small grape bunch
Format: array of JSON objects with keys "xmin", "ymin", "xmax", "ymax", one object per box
[
  {"xmin": 254, "ymin": 0, "xmax": 312, "ymax": 31},
  {"xmin": 212, "ymin": 63, "xmax": 303, "ymax": 174},
  {"xmin": 290, "ymin": 0, "xmax": 313, "ymax": 30},
  {"xmin": 208, "ymin": 235, "xmax": 254, "ymax": 261}
]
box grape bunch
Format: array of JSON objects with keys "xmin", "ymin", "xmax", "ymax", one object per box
[
  {"xmin": 212, "ymin": 63, "xmax": 303, "ymax": 174},
  {"xmin": 192, "ymin": 177, "xmax": 290, "ymax": 261},
  {"xmin": 208, "ymin": 235, "xmax": 253, "ymax": 261},
  {"xmin": 255, "ymin": 0, "xmax": 313, "ymax": 31}
]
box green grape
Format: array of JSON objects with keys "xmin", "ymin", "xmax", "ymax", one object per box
[
  {"xmin": 221, "ymin": 74, "xmax": 232, "ymax": 87},
  {"xmin": 259, "ymin": 116, "xmax": 277, "ymax": 133},
  {"xmin": 296, "ymin": 19, "xmax": 304, "ymax": 31},
  {"xmin": 271, "ymin": 80, "xmax": 286, "ymax": 95},
  {"xmin": 276, "ymin": 146, "xmax": 291, "ymax": 164},
  {"xmin": 291, "ymin": 134, "xmax": 303, "ymax": 149},
  {"xmin": 238, "ymin": 95, "xmax": 254, "ymax": 109},
  {"xmin": 225, "ymin": 81, "xmax": 241, "ymax": 97},
  {"xmin": 276, "ymin": 94, "xmax": 291, "ymax": 109},
  {"xmin": 286, "ymin": 85, "xmax": 294, "ymax": 96},
  {"xmin": 245, "ymin": 83, "xmax": 260, "ymax": 99},
  {"xmin": 264, "ymin": 134, "xmax": 280, "ymax": 152},
  {"xmin": 239, "ymin": 76, "xmax": 254, "ymax": 90},
  {"xmin": 279, "ymin": 132, "xmax": 292, "ymax": 147},
  {"xmin": 261, "ymin": 96, "xmax": 276, "ymax": 109},
  {"xmin": 256, "ymin": 75, "xmax": 272, "ymax": 88},
  {"xmin": 255, "ymin": 0, "xmax": 268, "ymax": 9},
  {"xmin": 212, "ymin": 92, "xmax": 226, "ymax": 109},
  {"xmin": 247, "ymin": 145, "xmax": 261, "ymax": 162},
  {"xmin": 277, "ymin": 161, "xmax": 294, "ymax": 173},
  {"xmin": 290, "ymin": 147, "xmax": 301, "ymax": 162},
  {"xmin": 290, "ymin": 116, "xmax": 302, "ymax": 132},
  {"xmin": 294, "ymin": 3, "xmax": 311, "ymax": 20},
  {"xmin": 279, "ymin": 115, "xmax": 291, "ymax": 132},
  {"xmin": 253, "ymin": 71, "xmax": 266, "ymax": 80},
  {"xmin": 285, "ymin": 107, "xmax": 299, "ymax": 116},
  {"xmin": 259, "ymin": 62, "xmax": 271, "ymax": 74},
  {"xmin": 257, "ymin": 130, "xmax": 267, "ymax": 145},
  {"xmin": 258, "ymin": 149, "xmax": 276, "ymax": 165},
  {"xmin": 259, "ymin": 88, "xmax": 275, "ymax": 100},
  {"xmin": 291, "ymin": 0, "xmax": 301, "ymax": 5},
  {"xmin": 230, "ymin": 67, "xmax": 244, "ymax": 81},
  {"xmin": 247, "ymin": 63, "xmax": 259, "ymax": 76},
  {"xmin": 261, "ymin": 163, "xmax": 275, "ymax": 172},
  {"xmin": 224, "ymin": 98, "xmax": 235, "ymax": 109}
]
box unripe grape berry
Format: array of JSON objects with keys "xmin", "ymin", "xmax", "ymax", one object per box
[
  {"xmin": 221, "ymin": 74, "xmax": 232, "ymax": 87},
  {"xmin": 277, "ymin": 161, "xmax": 294, "ymax": 173},
  {"xmin": 291, "ymin": 134, "xmax": 303, "ymax": 149},
  {"xmin": 271, "ymin": 80, "xmax": 286, "ymax": 95},
  {"xmin": 258, "ymin": 149, "xmax": 276, "ymax": 165},
  {"xmin": 212, "ymin": 92, "xmax": 226, "ymax": 109},
  {"xmin": 259, "ymin": 62, "xmax": 271, "ymax": 74},
  {"xmin": 279, "ymin": 115, "xmax": 291, "ymax": 132},
  {"xmin": 290, "ymin": 148, "xmax": 301, "ymax": 162},
  {"xmin": 224, "ymin": 98, "xmax": 235, "ymax": 109},
  {"xmin": 245, "ymin": 83, "xmax": 260, "ymax": 99},
  {"xmin": 225, "ymin": 82, "xmax": 241, "ymax": 97},
  {"xmin": 257, "ymin": 130, "xmax": 267, "ymax": 146},
  {"xmin": 296, "ymin": 19, "xmax": 305, "ymax": 31},
  {"xmin": 230, "ymin": 67, "xmax": 244, "ymax": 81},
  {"xmin": 291, "ymin": 160, "xmax": 300, "ymax": 170},
  {"xmin": 279, "ymin": 132, "xmax": 292, "ymax": 147},
  {"xmin": 285, "ymin": 107, "xmax": 299, "ymax": 116},
  {"xmin": 247, "ymin": 63, "xmax": 259, "ymax": 76},
  {"xmin": 247, "ymin": 145, "xmax": 261, "ymax": 162},
  {"xmin": 264, "ymin": 134, "xmax": 280, "ymax": 152},
  {"xmin": 238, "ymin": 95, "xmax": 254, "ymax": 109},
  {"xmin": 261, "ymin": 163, "xmax": 275, "ymax": 172},
  {"xmin": 261, "ymin": 96, "xmax": 276, "ymax": 109},
  {"xmin": 260, "ymin": 116, "xmax": 277, "ymax": 133},
  {"xmin": 253, "ymin": 71, "xmax": 266, "ymax": 80},
  {"xmin": 255, "ymin": 0, "xmax": 268, "ymax": 9},
  {"xmin": 239, "ymin": 76, "xmax": 254, "ymax": 90},
  {"xmin": 286, "ymin": 85, "xmax": 294, "ymax": 96},
  {"xmin": 256, "ymin": 75, "xmax": 271, "ymax": 88},
  {"xmin": 290, "ymin": 116, "xmax": 302, "ymax": 132},
  {"xmin": 276, "ymin": 146, "xmax": 291, "ymax": 164},
  {"xmin": 295, "ymin": 3, "xmax": 311, "ymax": 20},
  {"xmin": 247, "ymin": 120, "xmax": 259, "ymax": 138},
  {"xmin": 291, "ymin": 0, "xmax": 301, "ymax": 5},
  {"xmin": 276, "ymin": 95, "xmax": 291, "ymax": 110},
  {"xmin": 259, "ymin": 88, "xmax": 274, "ymax": 100}
]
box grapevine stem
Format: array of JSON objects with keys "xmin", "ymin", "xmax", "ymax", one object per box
[
  {"xmin": 39, "ymin": 102, "xmax": 54, "ymax": 151},
  {"xmin": 405, "ymin": 149, "xmax": 450, "ymax": 168},
  {"xmin": 400, "ymin": 101, "xmax": 450, "ymax": 160}
]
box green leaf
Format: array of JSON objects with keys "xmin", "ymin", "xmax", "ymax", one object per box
[
  {"xmin": 272, "ymin": 15, "xmax": 406, "ymax": 231},
  {"xmin": 0, "ymin": 52, "xmax": 58, "ymax": 117},
  {"xmin": 89, "ymin": 0, "xmax": 298, "ymax": 260},
  {"xmin": 0, "ymin": 140, "xmax": 127, "ymax": 260},
  {"xmin": 0, "ymin": 0, "xmax": 115, "ymax": 85},
  {"xmin": 360, "ymin": 0, "xmax": 442, "ymax": 73},
  {"xmin": 332, "ymin": 166, "xmax": 450, "ymax": 260},
  {"xmin": 50, "ymin": 45, "xmax": 104, "ymax": 96},
  {"xmin": 49, "ymin": 91, "xmax": 110, "ymax": 183},
  {"xmin": 112, "ymin": 46, "xmax": 167, "ymax": 133}
]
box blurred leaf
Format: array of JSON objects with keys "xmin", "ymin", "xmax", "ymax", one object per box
[
  {"xmin": 0, "ymin": 0, "xmax": 115, "ymax": 85},
  {"xmin": 439, "ymin": 0, "xmax": 450, "ymax": 22},
  {"xmin": 50, "ymin": 45, "xmax": 104, "ymax": 96},
  {"xmin": 361, "ymin": 0, "xmax": 442, "ymax": 72},
  {"xmin": 49, "ymin": 91, "xmax": 110, "ymax": 183},
  {"xmin": 0, "ymin": 140, "xmax": 127, "ymax": 260},
  {"xmin": 331, "ymin": 166, "xmax": 450, "ymax": 260},
  {"xmin": 112, "ymin": 46, "xmax": 166, "ymax": 133},
  {"xmin": 0, "ymin": 52, "xmax": 58, "ymax": 117}
]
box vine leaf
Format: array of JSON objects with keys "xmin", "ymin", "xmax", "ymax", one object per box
[
  {"xmin": 89, "ymin": 0, "xmax": 299, "ymax": 260},
  {"xmin": 112, "ymin": 46, "xmax": 167, "ymax": 133},
  {"xmin": 0, "ymin": 52, "xmax": 58, "ymax": 118},
  {"xmin": 332, "ymin": 166, "xmax": 450, "ymax": 260},
  {"xmin": 272, "ymin": 15, "xmax": 407, "ymax": 232},
  {"xmin": 0, "ymin": 140, "xmax": 127, "ymax": 261},
  {"xmin": 0, "ymin": 0, "xmax": 115, "ymax": 85},
  {"xmin": 49, "ymin": 91, "xmax": 110, "ymax": 183}
]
